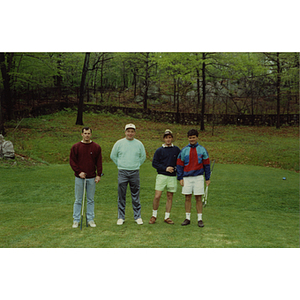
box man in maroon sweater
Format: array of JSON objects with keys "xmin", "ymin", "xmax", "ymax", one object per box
[{"xmin": 70, "ymin": 127, "xmax": 103, "ymax": 228}]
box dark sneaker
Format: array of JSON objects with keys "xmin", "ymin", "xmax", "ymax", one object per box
[
  {"xmin": 149, "ymin": 216, "xmax": 156, "ymax": 224},
  {"xmin": 164, "ymin": 218, "xmax": 174, "ymax": 224},
  {"xmin": 181, "ymin": 219, "xmax": 190, "ymax": 226},
  {"xmin": 198, "ymin": 220, "xmax": 204, "ymax": 227}
]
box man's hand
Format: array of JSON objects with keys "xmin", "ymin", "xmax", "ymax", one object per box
[
  {"xmin": 95, "ymin": 176, "xmax": 101, "ymax": 183},
  {"xmin": 79, "ymin": 172, "xmax": 86, "ymax": 179},
  {"xmin": 180, "ymin": 179, "xmax": 184, "ymax": 187},
  {"xmin": 166, "ymin": 166, "xmax": 174, "ymax": 173},
  {"xmin": 206, "ymin": 180, "xmax": 211, "ymax": 186}
]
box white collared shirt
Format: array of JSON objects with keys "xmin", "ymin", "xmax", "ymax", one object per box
[{"xmin": 162, "ymin": 143, "xmax": 174, "ymax": 148}]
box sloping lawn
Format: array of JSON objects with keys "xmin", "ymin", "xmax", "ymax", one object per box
[{"xmin": 0, "ymin": 162, "xmax": 298, "ymax": 248}]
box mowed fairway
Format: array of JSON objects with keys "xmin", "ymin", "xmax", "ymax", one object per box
[
  {"xmin": 0, "ymin": 110, "xmax": 299, "ymax": 248},
  {"xmin": 0, "ymin": 161, "xmax": 298, "ymax": 248}
]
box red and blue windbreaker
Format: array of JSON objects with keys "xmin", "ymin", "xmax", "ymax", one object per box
[{"xmin": 176, "ymin": 143, "xmax": 210, "ymax": 181}]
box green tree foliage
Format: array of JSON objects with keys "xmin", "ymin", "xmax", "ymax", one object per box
[
  {"xmin": 263, "ymin": 52, "xmax": 299, "ymax": 128},
  {"xmin": 155, "ymin": 52, "xmax": 194, "ymax": 114},
  {"xmin": 0, "ymin": 52, "xmax": 299, "ymax": 131}
]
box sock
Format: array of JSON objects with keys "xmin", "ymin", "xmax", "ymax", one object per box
[
  {"xmin": 153, "ymin": 210, "xmax": 157, "ymax": 218},
  {"xmin": 198, "ymin": 213, "xmax": 202, "ymax": 221},
  {"xmin": 186, "ymin": 213, "xmax": 191, "ymax": 220},
  {"xmin": 165, "ymin": 212, "xmax": 170, "ymax": 220}
]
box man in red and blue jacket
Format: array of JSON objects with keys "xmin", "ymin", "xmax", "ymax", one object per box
[{"xmin": 177, "ymin": 129, "xmax": 211, "ymax": 227}]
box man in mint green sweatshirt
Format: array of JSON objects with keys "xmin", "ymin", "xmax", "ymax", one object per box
[{"xmin": 110, "ymin": 123, "xmax": 146, "ymax": 225}]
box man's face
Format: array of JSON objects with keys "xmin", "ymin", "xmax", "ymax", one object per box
[
  {"xmin": 163, "ymin": 134, "xmax": 173, "ymax": 146},
  {"xmin": 188, "ymin": 135, "xmax": 198, "ymax": 145},
  {"xmin": 81, "ymin": 129, "xmax": 92, "ymax": 143},
  {"xmin": 125, "ymin": 128, "xmax": 136, "ymax": 140}
]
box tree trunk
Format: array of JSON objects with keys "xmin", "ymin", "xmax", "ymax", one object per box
[
  {"xmin": 173, "ymin": 78, "xmax": 176, "ymax": 109},
  {"xmin": 94, "ymin": 68, "xmax": 98, "ymax": 97},
  {"xmin": 196, "ymin": 68, "xmax": 201, "ymax": 113},
  {"xmin": 0, "ymin": 52, "xmax": 14, "ymax": 121},
  {"xmin": 176, "ymin": 79, "xmax": 180, "ymax": 114},
  {"xmin": 212, "ymin": 95, "xmax": 215, "ymax": 136},
  {"xmin": 276, "ymin": 52, "xmax": 281, "ymax": 129},
  {"xmin": 0, "ymin": 53, "xmax": 5, "ymax": 134},
  {"xmin": 133, "ymin": 69, "xmax": 137, "ymax": 98},
  {"xmin": 175, "ymin": 78, "xmax": 180, "ymax": 123},
  {"xmin": 201, "ymin": 53, "xmax": 206, "ymax": 131},
  {"xmin": 122, "ymin": 62, "xmax": 127, "ymax": 90},
  {"xmin": 144, "ymin": 84, "xmax": 148, "ymax": 110},
  {"xmin": 100, "ymin": 54, "xmax": 104, "ymax": 102},
  {"xmin": 143, "ymin": 52, "xmax": 150, "ymax": 110},
  {"xmin": 54, "ymin": 53, "xmax": 62, "ymax": 102},
  {"xmin": 0, "ymin": 90, "xmax": 4, "ymax": 135},
  {"xmin": 76, "ymin": 52, "xmax": 90, "ymax": 125}
]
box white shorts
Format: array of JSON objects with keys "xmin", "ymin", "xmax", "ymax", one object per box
[{"xmin": 181, "ymin": 175, "xmax": 204, "ymax": 195}]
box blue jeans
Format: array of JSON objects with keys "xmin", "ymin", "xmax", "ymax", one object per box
[{"xmin": 73, "ymin": 177, "xmax": 96, "ymax": 222}]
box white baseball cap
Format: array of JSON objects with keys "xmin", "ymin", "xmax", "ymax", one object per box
[
  {"xmin": 163, "ymin": 129, "xmax": 173, "ymax": 138},
  {"xmin": 125, "ymin": 123, "xmax": 136, "ymax": 131}
]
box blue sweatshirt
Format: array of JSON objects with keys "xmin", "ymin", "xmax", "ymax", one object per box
[{"xmin": 152, "ymin": 144, "xmax": 181, "ymax": 177}]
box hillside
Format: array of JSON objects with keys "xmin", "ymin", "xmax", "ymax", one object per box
[{"xmin": 1, "ymin": 109, "xmax": 299, "ymax": 172}]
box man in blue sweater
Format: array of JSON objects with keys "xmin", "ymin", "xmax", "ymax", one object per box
[
  {"xmin": 149, "ymin": 129, "xmax": 181, "ymax": 225},
  {"xmin": 177, "ymin": 129, "xmax": 211, "ymax": 227},
  {"xmin": 110, "ymin": 123, "xmax": 146, "ymax": 225}
]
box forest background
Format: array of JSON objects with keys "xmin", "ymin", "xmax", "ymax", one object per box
[{"xmin": 0, "ymin": 52, "xmax": 299, "ymax": 135}]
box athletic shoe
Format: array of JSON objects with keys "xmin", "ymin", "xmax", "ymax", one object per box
[
  {"xmin": 88, "ymin": 220, "xmax": 96, "ymax": 228},
  {"xmin": 198, "ymin": 220, "xmax": 204, "ymax": 227},
  {"xmin": 135, "ymin": 218, "xmax": 143, "ymax": 225},
  {"xmin": 181, "ymin": 219, "xmax": 190, "ymax": 226},
  {"xmin": 149, "ymin": 216, "xmax": 156, "ymax": 224},
  {"xmin": 72, "ymin": 221, "xmax": 79, "ymax": 228},
  {"xmin": 164, "ymin": 218, "xmax": 174, "ymax": 224},
  {"xmin": 117, "ymin": 219, "xmax": 124, "ymax": 225}
]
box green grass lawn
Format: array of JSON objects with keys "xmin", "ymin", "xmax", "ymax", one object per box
[
  {"xmin": 4, "ymin": 109, "xmax": 299, "ymax": 171},
  {"xmin": 0, "ymin": 161, "xmax": 298, "ymax": 248},
  {"xmin": 1, "ymin": 110, "xmax": 299, "ymax": 248}
]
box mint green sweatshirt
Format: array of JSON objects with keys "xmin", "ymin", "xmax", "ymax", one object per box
[{"xmin": 110, "ymin": 138, "xmax": 146, "ymax": 170}]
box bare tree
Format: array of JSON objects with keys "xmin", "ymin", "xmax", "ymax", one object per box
[
  {"xmin": 275, "ymin": 52, "xmax": 281, "ymax": 129},
  {"xmin": 76, "ymin": 52, "xmax": 90, "ymax": 125},
  {"xmin": 0, "ymin": 94, "xmax": 4, "ymax": 135},
  {"xmin": 0, "ymin": 53, "xmax": 14, "ymax": 122}
]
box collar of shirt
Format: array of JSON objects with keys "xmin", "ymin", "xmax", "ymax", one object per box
[
  {"xmin": 162, "ymin": 144, "xmax": 174, "ymax": 148},
  {"xmin": 188, "ymin": 142, "xmax": 199, "ymax": 148},
  {"xmin": 81, "ymin": 140, "xmax": 93, "ymax": 143}
]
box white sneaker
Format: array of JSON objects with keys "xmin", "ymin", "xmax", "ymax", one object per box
[
  {"xmin": 117, "ymin": 219, "xmax": 124, "ymax": 225},
  {"xmin": 88, "ymin": 220, "xmax": 96, "ymax": 227},
  {"xmin": 72, "ymin": 221, "xmax": 79, "ymax": 228},
  {"xmin": 135, "ymin": 218, "xmax": 143, "ymax": 225}
]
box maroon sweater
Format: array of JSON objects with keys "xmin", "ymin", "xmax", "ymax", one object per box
[{"xmin": 69, "ymin": 141, "xmax": 102, "ymax": 178}]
